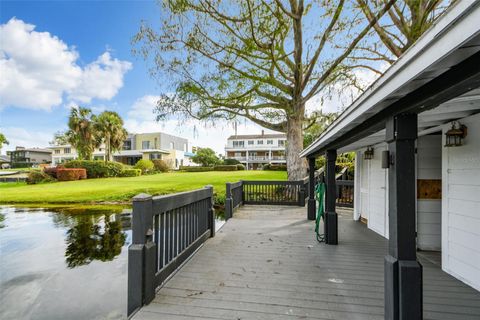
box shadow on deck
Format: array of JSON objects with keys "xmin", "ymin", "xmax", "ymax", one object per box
[{"xmin": 132, "ymin": 206, "xmax": 480, "ymax": 320}]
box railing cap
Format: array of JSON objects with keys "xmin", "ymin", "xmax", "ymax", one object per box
[{"xmin": 132, "ymin": 193, "xmax": 153, "ymax": 202}]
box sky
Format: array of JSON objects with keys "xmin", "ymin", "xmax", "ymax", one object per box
[{"xmin": 0, "ymin": 1, "xmax": 374, "ymax": 155}]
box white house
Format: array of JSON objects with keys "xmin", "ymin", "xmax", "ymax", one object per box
[{"xmin": 301, "ymin": 1, "xmax": 480, "ymax": 318}]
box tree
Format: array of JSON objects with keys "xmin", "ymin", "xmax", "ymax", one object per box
[
  {"xmin": 133, "ymin": 0, "xmax": 399, "ymax": 180},
  {"xmin": 94, "ymin": 111, "xmax": 128, "ymax": 162},
  {"xmin": 67, "ymin": 107, "xmax": 100, "ymax": 160},
  {"xmin": 303, "ymin": 111, "xmax": 338, "ymax": 148},
  {"xmin": 0, "ymin": 132, "xmax": 9, "ymax": 153},
  {"xmin": 49, "ymin": 131, "xmax": 71, "ymax": 146},
  {"xmin": 356, "ymin": 0, "xmax": 454, "ymax": 65},
  {"xmin": 191, "ymin": 148, "xmax": 220, "ymax": 167}
]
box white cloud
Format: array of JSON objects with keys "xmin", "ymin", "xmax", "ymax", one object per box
[
  {"xmin": 124, "ymin": 95, "xmax": 278, "ymax": 154},
  {"xmin": 0, "ymin": 126, "xmax": 54, "ymax": 154},
  {"xmin": 0, "ymin": 18, "xmax": 131, "ymax": 111}
]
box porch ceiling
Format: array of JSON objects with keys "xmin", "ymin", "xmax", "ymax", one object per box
[{"xmin": 301, "ymin": 1, "xmax": 480, "ymax": 158}]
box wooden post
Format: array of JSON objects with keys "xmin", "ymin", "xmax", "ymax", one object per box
[
  {"xmin": 225, "ymin": 183, "xmax": 233, "ymax": 221},
  {"xmin": 206, "ymin": 185, "xmax": 215, "ymax": 237},
  {"xmin": 307, "ymin": 157, "xmax": 316, "ymax": 220},
  {"xmin": 325, "ymin": 149, "xmax": 338, "ymax": 245},
  {"xmin": 385, "ymin": 114, "xmax": 422, "ymax": 320},
  {"xmin": 128, "ymin": 193, "xmax": 154, "ymax": 316}
]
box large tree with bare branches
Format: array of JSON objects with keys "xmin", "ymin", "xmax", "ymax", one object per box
[{"xmin": 133, "ymin": 0, "xmax": 400, "ymax": 180}]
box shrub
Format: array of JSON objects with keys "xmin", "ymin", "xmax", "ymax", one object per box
[
  {"xmin": 179, "ymin": 166, "xmax": 214, "ymax": 172},
  {"xmin": 236, "ymin": 164, "xmax": 246, "ymax": 170},
  {"xmin": 263, "ymin": 164, "xmax": 287, "ymax": 171},
  {"xmin": 26, "ymin": 170, "xmax": 55, "ymax": 184},
  {"xmin": 134, "ymin": 159, "xmax": 154, "ymax": 174},
  {"xmin": 57, "ymin": 168, "xmax": 87, "ymax": 181},
  {"xmin": 213, "ymin": 165, "xmax": 238, "ymax": 171},
  {"xmin": 152, "ymin": 159, "xmax": 170, "ymax": 173},
  {"xmin": 119, "ymin": 168, "xmax": 142, "ymax": 177},
  {"xmin": 44, "ymin": 167, "xmax": 60, "ymax": 178},
  {"xmin": 64, "ymin": 160, "xmax": 124, "ymax": 178},
  {"xmin": 223, "ymin": 158, "xmax": 240, "ymax": 165}
]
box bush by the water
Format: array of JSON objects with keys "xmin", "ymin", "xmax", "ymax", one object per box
[
  {"xmin": 223, "ymin": 158, "xmax": 240, "ymax": 165},
  {"xmin": 262, "ymin": 164, "xmax": 287, "ymax": 171},
  {"xmin": 236, "ymin": 164, "xmax": 246, "ymax": 170},
  {"xmin": 26, "ymin": 170, "xmax": 55, "ymax": 184},
  {"xmin": 57, "ymin": 168, "xmax": 87, "ymax": 181},
  {"xmin": 64, "ymin": 160, "xmax": 124, "ymax": 178},
  {"xmin": 152, "ymin": 159, "xmax": 170, "ymax": 173},
  {"xmin": 213, "ymin": 165, "xmax": 238, "ymax": 171},
  {"xmin": 179, "ymin": 166, "xmax": 214, "ymax": 172},
  {"xmin": 134, "ymin": 159, "xmax": 154, "ymax": 174},
  {"xmin": 119, "ymin": 168, "xmax": 142, "ymax": 177}
]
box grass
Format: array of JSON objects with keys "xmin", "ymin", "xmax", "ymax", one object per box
[{"xmin": 0, "ymin": 170, "xmax": 287, "ymax": 204}]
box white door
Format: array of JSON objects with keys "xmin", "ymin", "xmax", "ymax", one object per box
[
  {"xmin": 368, "ymin": 146, "xmax": 388, "ymax": 238},
  {"xmin": 359, "ymin": 155, "xmax": 369, "ymax": 221}
]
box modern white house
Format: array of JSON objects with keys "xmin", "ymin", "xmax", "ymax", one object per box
[
  {"xmin": 224, "ymin": 131, "xmax": 286, "ymax": 169},
  {"xmin": 50, "ymin": 132, "xmax": 194, "ymax": 169},
  {"xmin": 301, "ymin": 1, "xmax": 480, "ymax": 318}
]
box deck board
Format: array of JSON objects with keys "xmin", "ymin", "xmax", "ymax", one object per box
[{"xmin": 133, "ymin": 205, "xmax": 480, "ymax": 320}]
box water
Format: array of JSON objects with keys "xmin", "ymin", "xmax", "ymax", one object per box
[
  {"xmin": 0, "ymin": 205, "xmax": 132, "ymax": 320},
  {"xmin": 0, "ymin": 205, "xmax": 225, "ymax": 320}
]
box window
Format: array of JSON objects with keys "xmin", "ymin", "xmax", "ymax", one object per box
[
  {"xmin": 64, "ymin": 148, "xmax": 71, "ymax": 154},
  {"xmin": 233, "ymin": 141, "xmax": 244, "ymax": 147},
  {"xmin": 55, "ymin": 149, "xmax": 60, "ymax": 154},
  {"xmin": 267, "ymin": 140, "xmax": 273, "ymax": 145},
  {"xmin": 142, "ymin": 141, "xmax": 150, "ymax": 149},
  {"xmin": 248, "ymin": 140, "xmax": 254, "ymax": 145},
  {"xmin": 123, "ymin": 140, "xmax": 132, "ymax": 150},
  {"xmin": 234, "ymin": 152, "xmax": 241, "ymax": 157},
  {"xmin": 170, "ymin": 142, "xmax": 175, "ymax": 149},
  {"xmin": 278, "ymin": 140, "xmax": 286, "ymax": 147},
  {"xmin": 257, "ymin": 140, "xmax": 264, "ymax": 145},
  {"xmin": 184, "ymin": 143, "xmax": 187, "ymax": 152},
  {"xmin": 154, "ymin": 137, "xmax": 158, "ymax": 149}
]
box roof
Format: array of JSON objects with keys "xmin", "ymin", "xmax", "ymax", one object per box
[
  {"xmin": 227, "ymin": 133, "xmax": 286, "ymax": 140},
  {"xmin": 301, "ymin": 1, "xmax": 480, "ymax": 157},
  {"xmin": 11, "ymin": 148, "xmax": 52, "ymax": 153}
]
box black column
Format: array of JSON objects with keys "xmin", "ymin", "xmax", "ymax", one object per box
[
  {"xmin": 385, "ymin": 114, "xmax": 422, "ymax": 320},
  {"xmin": 325, "ymin": 149, "xmax": 337, "ymax": 245},
  {"xmin": 308, "ymin": 157, "xmax": 316, "ymax": 220}
]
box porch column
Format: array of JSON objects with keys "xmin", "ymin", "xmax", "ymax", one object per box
[
  {"xmin": 324, "ymin": 149, "xmax": 337, "ymax": 245},
  {"xmin": 384, "ymin": 113, "xmax": 422, "ymax": 320},
  {"xmin": 307, "ymin": 157, "xmax": 316, "ymax": 220}
]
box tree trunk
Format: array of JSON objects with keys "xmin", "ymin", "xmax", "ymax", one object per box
[{"xmin": 286, "ymin": 115, "xmax": 307, "ymax": 181}]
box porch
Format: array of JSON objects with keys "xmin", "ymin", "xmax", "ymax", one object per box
[{"xmin": 132, "ymin": 206, "xmax": 480, "ymax": 320}]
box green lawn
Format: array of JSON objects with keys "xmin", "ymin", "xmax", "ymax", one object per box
[{"xmin": 0, "ymin": 171, "xmax": 286, "ymax": 204}]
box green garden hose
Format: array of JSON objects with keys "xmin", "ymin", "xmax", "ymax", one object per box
[{"xmin": 315, "ymin": 182, "xmax": 326, "ymax": 243}]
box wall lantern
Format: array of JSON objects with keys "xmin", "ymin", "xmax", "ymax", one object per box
[
  {"xmin": 445, "ymin": 121, "xmax": 467, "ymax": 147},
  {"xmin": 364, "ymin": 147, "xmax": 374, "ymax": 160}
]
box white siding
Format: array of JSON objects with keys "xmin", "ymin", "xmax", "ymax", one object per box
[
  {"xmin": 416, "ymin": 135, "xmax": 442, "ymax": 251},
  {"xmin": 442, "ymin": 112, "xmax": 480, "ymax": 291}
]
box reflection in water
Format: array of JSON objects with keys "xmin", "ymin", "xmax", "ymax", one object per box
[
  {"xmin": 65, "ymin": 214, "xmax": 126, "ymax": 268},
  {"xmin": 0, "ymin": 205, "xmax": 131, "ymax": 320}
]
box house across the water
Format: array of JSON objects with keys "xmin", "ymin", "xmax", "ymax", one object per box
[
  {"xmin": 301, "ymin": 1, "xmax": 480, "ymax": 318},
  {"xmin": 50, "ymin": 132, "xmax": 193, "ymax": 169}
]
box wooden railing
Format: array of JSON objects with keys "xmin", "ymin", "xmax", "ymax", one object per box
[
  {"xmin": 127, "ymin": 187, "xmax": 215, "ymax": 316},
  {"xmin": 225, "ymin": 180, "xmax": 306, "ymax": 220},
  {"xmin": 336, "ymin": 180, "xmax": 354, "ymax": 208}
]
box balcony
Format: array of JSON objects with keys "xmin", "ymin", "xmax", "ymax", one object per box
[{"xmin": 226, "ymin": 156, "xmax": 286, "ymax": 162}]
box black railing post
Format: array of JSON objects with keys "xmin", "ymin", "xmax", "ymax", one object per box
[
  {"xmin": 325, "ymin": 150, "xmax": 338, "ymax": 245},
  {"xmin": 206, "ymin": 185, "xmax": 215, "ymax": 237},
  {"xmin": 225, "ymin": 182, "xmax": 233, "ymax": 221},
  {"xmin": 298, "ymin": 184, "xmax": 306, "ymax": 207},
  {"xmin": 385, "ymin": 114, "xmax": 422, "ymax": 320},
  {"xmin": 128, "ymin": 193, "xmax": 154, "ymax": 316},
  {"xmin": 308, "ymin": 157, "xmax": 316, "ymax": 220}
]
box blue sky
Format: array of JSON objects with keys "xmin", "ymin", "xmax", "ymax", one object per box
[{"xmin": 0, "ymin": 0, "xmax": 277, "ymax": 154}]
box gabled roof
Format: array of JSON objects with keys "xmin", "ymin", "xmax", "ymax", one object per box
[
  {"xmin": 228, "ymin": 133, "xmax": 286, "ymax": 140},
  {"xmin": 301, "ymin": 1, "xmax": 480, "ymax": 157}
]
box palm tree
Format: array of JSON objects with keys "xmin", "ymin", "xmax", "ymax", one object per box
[
  {"xmin": 95, "ymin": 111, "xmax": 128, "ymax": 162},
  {"xmin": 67, "ymin": 107, "xmax": 100, "ymax": 160}
]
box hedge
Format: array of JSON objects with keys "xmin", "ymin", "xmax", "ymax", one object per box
[
  {"xmin": 223, "ymin": 158, "xmax": 240, "ymax": 165},
  {"xmin": 64, "ymin": 160, "xmax": 124, "ymax": 178},
  {"xmin": 134, "ymin": 159, "xmax": 154, "ymax": 174},
  {"xmin": 236, "ymin": 164, "xmax": 246, "ymax": 170},
  {"xmin": 213, "ymin": 165, "xmax": 238, "ymax": 171},
  {"xmin": 262, "ymin": 164, "xmax": 287, "ymax": 171},
  {"xmin": 44, "ymin": 167, "xmax": 60, "ymax": 178},
  {"xmin": 26, "ymin": 170, "xmax": 55, "ymax": 184},
  {"xmin": 57, "ymin": 168, "xmax": 87, "ymax": 181},
  {"xmin": 179, "ymin": 166, "xmax": 214, "ymax": 172},
  {"xmin": 119, "ymin": 168, "xmax": 142, "ymax": 177},
  {"xmin": 152, "ymin": 159, "xmax": 170, "ymax": 173}
]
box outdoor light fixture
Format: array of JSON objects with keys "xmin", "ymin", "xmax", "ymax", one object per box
[
  {"xmin": 364, "ymin": 147, "xmax": 374, "ymax": 160},
  {"xmin": 445, "ymin": 121, "xmax": 467, "ymax": 147}
]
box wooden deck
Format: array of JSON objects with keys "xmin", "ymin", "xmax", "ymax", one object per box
[{"xmin": 132, "ymin": 206, "xmax": 480, "ymax": 320}]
